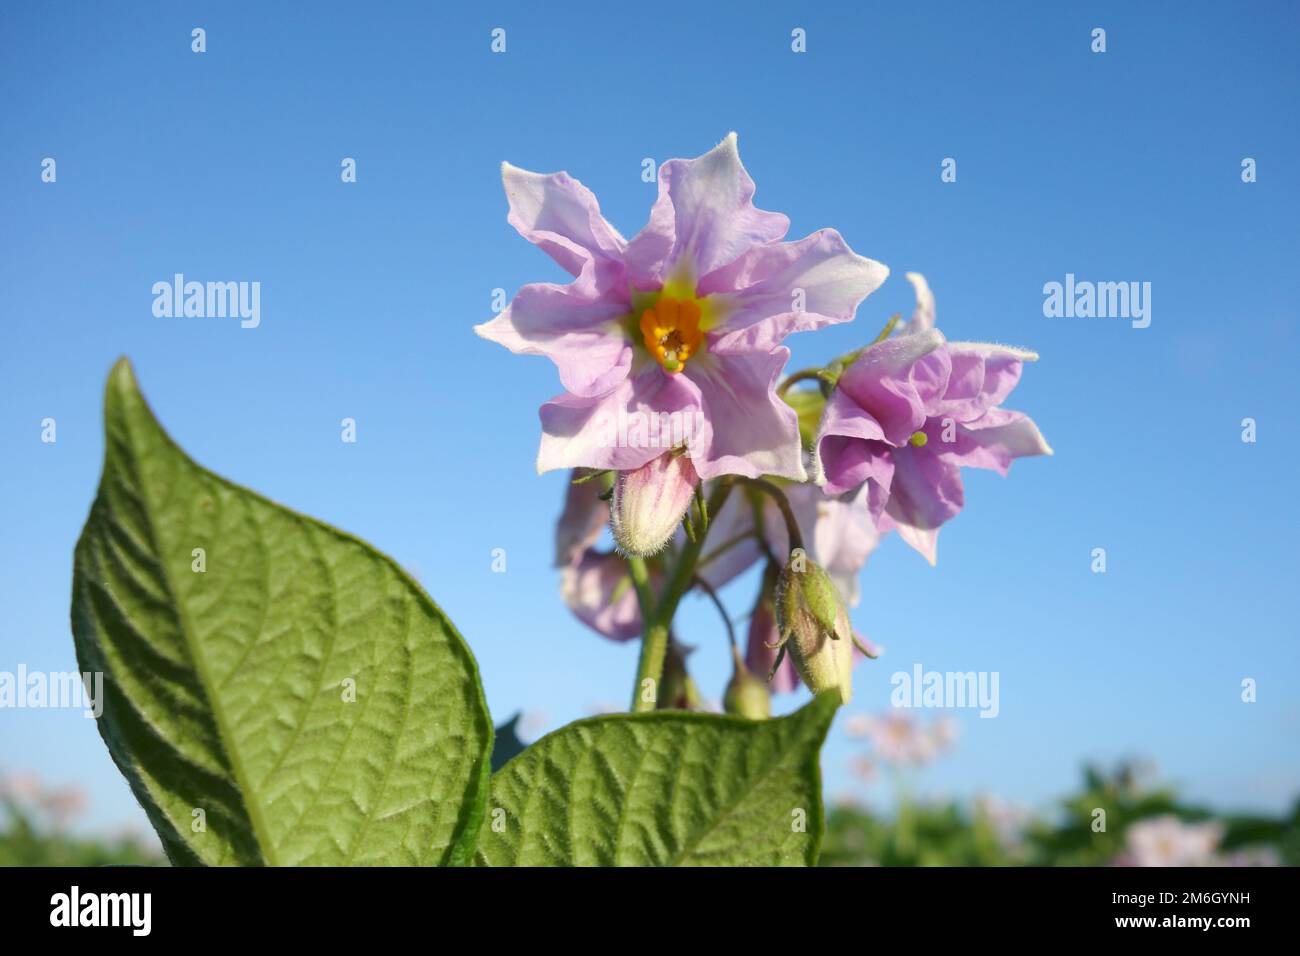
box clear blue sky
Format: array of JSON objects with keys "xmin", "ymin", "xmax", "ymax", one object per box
[{"xmin": 2, "ymin": 1, "xmax": 1297, "ymax": 835}]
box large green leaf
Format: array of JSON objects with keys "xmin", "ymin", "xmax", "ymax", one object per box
[
  {"xmin": 70, "ymin": 359, "xmax": 493, "ymax": 866},
  {"xmin": 474, "ymin": 693, "xmax": 838, "ymax": 866}
]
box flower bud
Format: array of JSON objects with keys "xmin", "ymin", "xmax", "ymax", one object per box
[
  {"xmin": 724, "ymin": 643, "xmax": 771, "ymax": 719},
  {"xmin": 774, "ymin": 555, "xmax": 854, "ymax": 703},
  {"xmin": 611, "ymin": 451, "xmax": 699, "ymax": 557}
]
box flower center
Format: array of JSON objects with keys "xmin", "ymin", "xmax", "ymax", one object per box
[
  {"xmin": 909, "ymin": 430, "xmax": 929, "ymax": 448},
  {"xmin": 639, "ymin": 297, "xmax": 704, "ymax": 374}
]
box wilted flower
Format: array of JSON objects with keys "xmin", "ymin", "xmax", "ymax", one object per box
[
  {"xmin": 815, "ymin": 274, "xmax": 1051, "ymax": 564},
  {"xmin": 476, "ymin": 133, "xmax": 888, "ymax": 481}
]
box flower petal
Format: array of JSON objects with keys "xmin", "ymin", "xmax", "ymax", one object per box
[
  {"xmin": 699, "ymin": 229, "xmax": 889, "ymax": 350},
  {"xmin": 474, "ymin": 281, "xmax": 633, "ymax": 398},
  {"xmin": 685, "ymin": 348, "xmax": 805, "ymax": 481},
  {"xmin": 560, "ymin": 549, "xmax": 641, "ymax": 642},
  {"xmin": 536, "ymin": 365, "xmax": 702, "ymax": 474},
  {"xmin": 881, "ymin": 445, "xmax": 965, "ymax": 565},
  {"xmin": 940, "ymin": 407, "xmax": 1054, "ymax": 475},
  {"xmin": 555, "ymin": 470, "xmax": 610, "ymax": 567},
  {"xmin": 623, "ymin": 133, "xmax": 789, "ymax": 287},
  {"xmin": 500, "ymin": 163, "xmax": 626, "ymax": 277},
  {"xmin": 903, "ymin": 271, "xmax": 936, "ymax": 332},
  {"xmin": 935, "ymin": 342, "xmax": 1038, "ymax": 423},
  {"xmin": 835, "ymin": 329, "xmax": 951, "ymax": 446}
]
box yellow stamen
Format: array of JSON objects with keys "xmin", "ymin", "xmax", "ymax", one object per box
[
  {"xmin": 909, "ymin": 430, "xmax": 928, "ymax": 448},
  {"xmin": 639, "ymin": 297, "xmax": 704, "ymax": 373}
]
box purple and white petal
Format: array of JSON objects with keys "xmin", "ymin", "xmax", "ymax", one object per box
[
  {"xmin": 939, "ymin": 407, "xmax": 1053, "ymax": 476},
  {"xmin": 882, "ymin": 445, "xmax": 966, "ymax": 565},
  {"xmin": 554, "ymin": 470, "xmax": 611, "ymax": 567},
  {"xmin": 475, "ymin": 281, "xmax": 633, "ymax": 398},
  {"xmin": 686, "ymin": 348, "xmax": 804, "ymax": 481},
  {"xmin": 501, "ymin": 163, "xmax": 627, "ymax": 277},
  {"xmin": 936, "ymin": 342, "xmax": 1038, "ymax": 423},
  {"xmin": 560, "ymin": 550, "xmax": 642, "ymax": 642},
  {"xmin": 700, "ymin": 229, "xmax": 889, "ymax": 349},
  {"xmin": 536, "ymin": 365, "xmax": 703, "ymax": 474},
  {"xmin": 834, "ymin": 329, "xmax": 951, "ymax": 446},
  {"xmin": 903, "ymin": 271, "xmax": 936, "ymax": 333},
  {"xmin": 623, "ymin": 133, "xmax": 789, "ymax": 288}
]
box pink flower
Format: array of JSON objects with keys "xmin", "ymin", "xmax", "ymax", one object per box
[
  {"xmin": 845, "ymin": 711, "xmax": 956, "ymax": 767},
  {"xmin": 476, "ymin": 134, "xmax": 888, "ymax": 481},
  {"xmin": 815, "ymin": 274, "xmax": 1052, "ymax": 564}
]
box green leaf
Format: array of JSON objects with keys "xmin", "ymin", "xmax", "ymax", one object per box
[
  {"xmin": 71, "ymin": 359, "xmax": 493, "ymax": 866},
  {"xmin": 474, "ymin": 693, "xmax": 838, "ymax": 866}
]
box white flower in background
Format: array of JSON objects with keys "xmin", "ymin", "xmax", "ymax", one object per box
[
  {"xmin": 846, "ymin": 711, "xmax": 959, "ymax": 767},
  {"xmin": 1122, "ymin": 815, "xmax": 1224, "ymax": 867},
  {"xmin": 974, "ymin": 794, "xmax": 1033, "ymax": 853}
]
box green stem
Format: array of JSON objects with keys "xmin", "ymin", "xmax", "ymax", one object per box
[
  {"xmin": 692, "ymin": 574, "xmax": 736, "ymax": 650},
  {"xmin": 776, "ymin": 368, "xmax": 827, "ymax": 397},
  {"xmin": 626, "ymin": 555, "xmax": 655, "ymax": 623},
  {"xmin": 629, "ymin": 480, "xmax": 734, "ymax": 712},
  {"xmin": 737, "ymin": 477, "xmax": 804, "ymax": 554}
]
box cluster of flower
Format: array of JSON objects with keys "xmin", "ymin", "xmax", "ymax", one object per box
[{"xmin": 478, "ymin": 134, "xmax": 1050, "ymax": 711}]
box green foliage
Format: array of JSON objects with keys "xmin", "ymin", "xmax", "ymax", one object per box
[
  {"xmin": 475, "ymin": 693, "xmax": 839, "ymax": 866},
  {"xmin": 0, "ymin": 803, "xmax": 162, "ymax": 867},
  {"xmin": 820, "ymin": 762, "xmax": 1299, "ymax": 867},
  {"xmin": 70, "ymin": 359, "xmax": 494, "ymax": 866},
  {"xmin": 821, "ymin": 801, "xmax": 1015, "ymax": 867}
]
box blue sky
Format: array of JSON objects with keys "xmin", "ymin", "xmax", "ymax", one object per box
[{"xmin": 1, "ymin": 1, "xmax": 1297, "ymax": 835}]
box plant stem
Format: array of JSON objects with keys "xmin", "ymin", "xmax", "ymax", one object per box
[
  {"xmin": 692, "ymin": 574, "xmax": 736, "ymax": 650},
  {"xmin": 737, "ymin": 477, "xmax": 804, "ymax": 553},
  {"xmin": 626, "ymin": 555, "xmax": 655, "ymax": 623},
  {"xmin": 776, "ymin": 368, "xmax": 827, "ymax": 397},
  {"xmin": 629, "ymin": 479, "xmax": 734, "ymax": 712}
]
